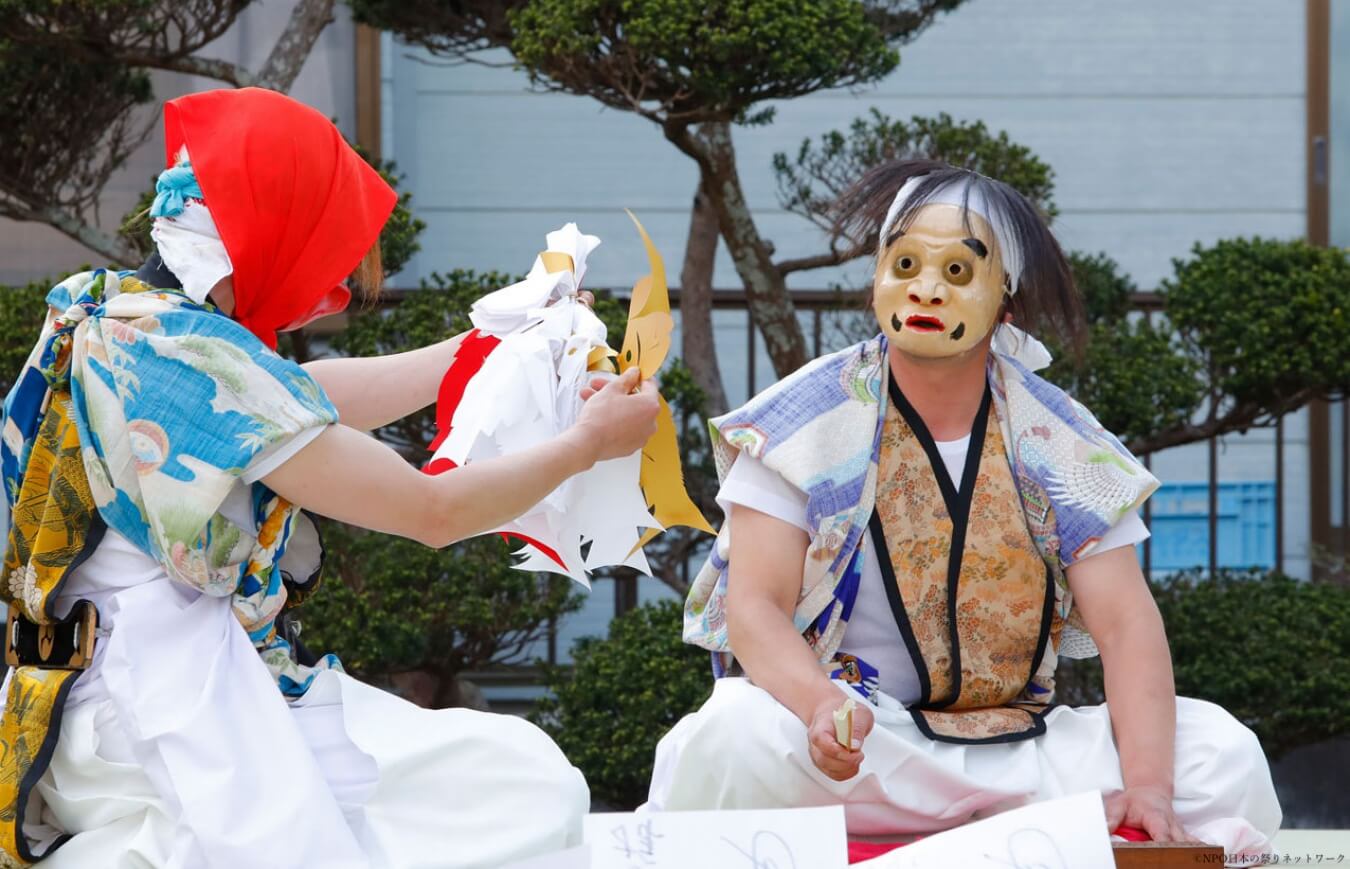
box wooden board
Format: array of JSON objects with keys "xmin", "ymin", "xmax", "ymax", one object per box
[{"xmin": 1113, "ymin": 841, "xmax": 1224, "ymax": 868}]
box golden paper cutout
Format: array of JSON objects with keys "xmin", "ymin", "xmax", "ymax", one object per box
[
  {"xmin": 630, "ymin": 395, "xmax": 716, "ymax": 555},
  {"xmin": 539, "ymin": 251, "xmax": 575, "ymax": 274},
  {"xmin": 587, "ymin": 345, "xmax": 618, "ymax": 373},
  {"xmin": 616, "ymin": 212, "xmax": 714, "ymax": 553},
  {"xmin": 617, "ymin": 210, "xmax": 675, "ymax": 380}
]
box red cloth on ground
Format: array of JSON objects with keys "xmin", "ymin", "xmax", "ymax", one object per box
[
  {"xmin": 844, "ymin": 826, "xmax": 1149, "ymax": 862},
  {"xmin": 1113, "ymin": 825, "xmax": 1151, "ymax": 842},
  {"xmin": 162, "ymin": 87, "xmax": 397, "ymax": 349},
  {"xmin": 847, "ymin": 841, "xmax": 907, "ymax": 863}
]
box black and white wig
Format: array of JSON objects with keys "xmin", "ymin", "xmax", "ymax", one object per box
[{"xmin": 833, "ymin": 159, "xmax": 1086, "ymax": 353}]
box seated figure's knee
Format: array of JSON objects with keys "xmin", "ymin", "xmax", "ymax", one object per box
[
  {"xmin": 1179, "ymin": 698, "xmax": 1265, "ymax": 769},
  {"xmin": 674, "ymin": 679, "xmax": 798, "ymax": 769},
  {"xmin": 494, "ymin": 714, "xmax": 590, "ymax": 814}
]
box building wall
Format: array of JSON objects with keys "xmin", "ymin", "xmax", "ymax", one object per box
[
  {"xmin": 0, "ymin": 3, "xmax": 360, "ymax": 287},
  {"xmin": 382, "ymin": 0, "xmax": 1313, "ymax": 587},
  {"xmin": 382, "ymin": 0, "xmax": 1305, "ymax": 292}
]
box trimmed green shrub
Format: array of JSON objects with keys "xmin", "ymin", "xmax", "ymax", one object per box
[
  {"xmin": 300, "ymin": 523, "xmax": 583, "ymax": 708},
  {"xmin": 1057, "ymin": 570, "xmax": 1350, "ymax": 761},
  {"xmin": 1158, "ymin": 571, "xmax": 1350, "ymax": 760},
  {"xmin": 533, "ymin": 600, "xmax": 712, "ymax": 809},
  {"xmin": 0, "ymin": 281, "xmax": 51, "ymax": 393},
  {"xmin": 1162, "ymin": 237, "xmax": 1350, "ymax": 411}
]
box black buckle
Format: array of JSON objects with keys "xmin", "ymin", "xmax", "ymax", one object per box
[{"xmin": 5, "ymin": 600, "xmax": 98, "ymax": 670}]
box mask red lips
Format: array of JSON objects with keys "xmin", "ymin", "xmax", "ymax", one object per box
[{"xmin": 903, "ymin": 314, "xmax": 945, "ymax": 333}]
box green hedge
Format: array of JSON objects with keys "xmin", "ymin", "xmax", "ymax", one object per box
[
  {"xmin": 533, "ymin": 600, "xmax": 712, "ymax": 809},
  {"xmin": 0, "ymin": 281, "xmax": 50, "ymax": 394},
  {"xmin": 1158, "ymin": 571, "xmax": 1350, "ymax": 759},
  {"xmin": 1060, "ymin": 570, "xmax": 1350, "ymax": 760}
]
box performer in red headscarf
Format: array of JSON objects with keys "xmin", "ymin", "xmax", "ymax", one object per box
[{"xmin": 0, "ymin": 88, "xmax": 657, "ymax": 869}]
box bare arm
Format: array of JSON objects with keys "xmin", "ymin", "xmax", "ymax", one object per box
[
  {"xmin": 725, "ymin": 504, "xmax": 873, "ymax": 779},
  {"xmin": 301, "ymin": 333, "xmax": 468, "ymax": 432},
  {"xmin": 261, "ymin": 368, "xmax": 659, "ymax": 547},
  {"xmin": 1067, "ymin": 545, "xmax": 1193, "ymax": 841}
]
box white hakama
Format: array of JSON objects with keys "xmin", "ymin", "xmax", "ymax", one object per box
[
  {"xmin": 24, "ymin": 529, "xmax": 588, "ymax": 869},
  {"xmin": 649, "ymin": 678, "xmax": 1280, "ymax": 866}
]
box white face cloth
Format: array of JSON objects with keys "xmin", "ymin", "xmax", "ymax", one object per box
[
  {"xmin": 149, "ymin": 146, "xmax": 234, "ymax": 305},
  {"xmin": 150, "ymin": 199, "xmax": 234, "ymax": 305}
]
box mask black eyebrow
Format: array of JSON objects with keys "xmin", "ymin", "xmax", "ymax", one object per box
[
  {"xmin": 885, "ymin": 228, "xmax": 905, "ymax": 250},
  {"xmin": 962, "ymin": 238, "xmax": 988, "ymax": 258}
]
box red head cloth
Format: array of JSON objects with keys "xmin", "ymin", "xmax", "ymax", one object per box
[{"xmin": 163, "ymin": 87, "xmax": 397, "ymax": 349}]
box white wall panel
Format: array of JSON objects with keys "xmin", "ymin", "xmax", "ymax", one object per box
[{"xmin": 389, "ymin": 0, "xmax": 1306, "ymax": 294}]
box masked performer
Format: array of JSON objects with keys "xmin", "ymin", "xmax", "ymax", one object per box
[
  {"xmin": 0, "ymin": 88, "xmax": 659, "ymax": 869},
  {"xmin": 647, "ymin": 160, "xmax": 1280, "ymax": 860}
]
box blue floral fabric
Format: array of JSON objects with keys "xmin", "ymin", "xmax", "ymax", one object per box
[{"xmin": 2, "ymin": 269, "xmax": 342, "ymax": 695}]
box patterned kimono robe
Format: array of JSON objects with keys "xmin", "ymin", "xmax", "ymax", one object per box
[
  {"xmin": 683, "ymin": 335, "xmax": 1160, "ymax": 739},
  {"xmin": 0, "ymin": 270, "xmax": 339, "ymax": 865}
]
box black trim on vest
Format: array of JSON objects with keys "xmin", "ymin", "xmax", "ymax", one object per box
[
  {"xmin": 42, "ymin": 513, "xmax": 106, "ymax": 623},
  {"xmin": 909, "ymin": 704, "xmax": 1052, "ymax": 745},
  {"xmin": 869, "ymin": 510, "xmax": 931, "ymax": 707},
  {"xmin": 884, "ymin": 376, "xmax": 992, "ymax": 710},
  {"xmin": 13, "ymin": 670, "xmax": 83, "ymax": 863},
  {"xmin": 1027, "ymin": 561, "xmax": 1057, "ymax": 699}
]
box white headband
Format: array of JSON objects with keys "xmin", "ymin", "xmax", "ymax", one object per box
[{"xmin": 878, "ymin": 175, "xmax": 1025, "ymax": 295}]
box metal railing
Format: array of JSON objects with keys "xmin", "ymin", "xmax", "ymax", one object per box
[{"xmin": 664, "ymin": 287, "xmax": 1292, "ymax": 580}]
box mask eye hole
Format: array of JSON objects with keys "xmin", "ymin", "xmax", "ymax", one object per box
[
  {"xmin": 945, "ymin": 259, "xmax": 974, "ymax": 286},
  {"xmin": 893, "ymin": 254, "xmax": 920, "ymax": 279}
]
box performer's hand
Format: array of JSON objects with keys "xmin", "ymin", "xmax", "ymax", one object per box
[
  {"xmin": 1105, "ymin": 785, "xmax": 1201, "ymax": 844},
  {"xmin": 806, "ymin": 696, "xmax": 874, "ymax": 781},
  {"xmin": 579, "ymin": 375, "xmax": 606, "ymax": 401},
  {"xmin": 574, "ymin": 367, "xmax": 659, "ymax": 461}
]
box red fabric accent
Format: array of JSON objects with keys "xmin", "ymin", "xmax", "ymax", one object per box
[
  {"xmin": 847, "ymin": 841, "xmax": 908, "ymax": 863},
  {"xmin": 1113, "ymin": 825, "xmax": 1151, "ymax": 842},
  {"xmin": 500, "ymin": 533, "xmax": 567, "ymax": 571},
  {"xmin": 423, "ymin": 457, "xmax": 458, "ymax": 475},
  {"xmin": 162, "ymin": 88, "xmax": 397, "ymax": 349},
  {"xmin": 421, "ymin": 329, "xmax": 568, "ymax": 571},
  {"xmin": 428, "ymin": 329, "xmax": 501, "ymax": 453}
]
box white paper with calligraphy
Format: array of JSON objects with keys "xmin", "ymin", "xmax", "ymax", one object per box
[
  {"xmin": 852, "ymin": 791, "xmax": 1114, "ymax": 869},
  {"xmin": 499, "ymin": 844, "xmax": 592, "ymax": 869},
  {"xmin": 584, "ymin": 806, "xmax": 848, "ymax": 869}
]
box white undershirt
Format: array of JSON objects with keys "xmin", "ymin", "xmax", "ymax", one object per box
[{"xmin": 717, "ymin": 444, "xmax": 1150, "ymax": 706}]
